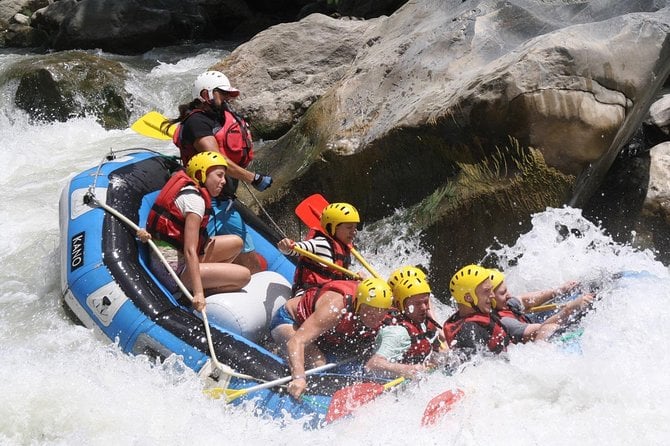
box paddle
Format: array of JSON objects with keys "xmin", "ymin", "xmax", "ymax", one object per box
[
  {"xmin": 295, "ymin": 194, "xmax": 382, "ymax": 279},
  {"xmin": 527, "ymin": 302, "xmax": 563, "ymax": 313},
  {"xmin": 421, "ymin": 388, "xmax": 464, "ymax": 427},
  {"xmin": 324, "ymin": 376, "xmax": 406, "ymax": 423},
  {"xmin": 205, "ymin": 362, "xmax": 338, "ymax": 402},
  {"xmin": 84, "ymin": 192, "xmax": 252, "ymax": 382},
  {"xmin": 130, "ymin": 110, "xmax": 175, "ymax": 140}
]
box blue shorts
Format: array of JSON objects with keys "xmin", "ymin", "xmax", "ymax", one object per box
[
  {"xmin": 269, "ymin": 304, "xmax": 296, "ymax": 332},
  {"xmin": 207, "ymin": 198, "xmax": 255, "ymax": 253}
]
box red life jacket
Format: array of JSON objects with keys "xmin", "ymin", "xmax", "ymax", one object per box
[
  {"xmin": 292, "ymin": 229, "xmax": 353, "ymax": 293},
  {"xmin": 172, "ymin": 108, "xmax": 254, "ymax": 168},
  {"xmin": 443, "ymin": 311, "xmax": 509, "ymax": 353},
  {"xmin": 295, "ymin": 280, "xmax": 378, "ymax": 355},
  {"xmin": 146, "ymin": 170, "xmax": 212, "ymax": 255},
  {"xmin": 382, "ymin": 312, "xmax": 441, "ymax": 364},
  {"xmin": 496, "ymin": 308, "xmax": 532, "ymax": 324}
]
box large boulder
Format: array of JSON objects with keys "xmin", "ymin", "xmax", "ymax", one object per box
[
  {"xmin": 212, "ymin": 14, "xmax": 378, "ymax": 139},
  {"xmin": 9, "ymin": 51, "xmax": 130, "ymax": 129},
  {"xmin": 2, "ymin": 0, "xmax": 409, "ymax": 53},
  {"xmin": 30, "ymin": 0, "xmax": 249, "ymax": 54}
]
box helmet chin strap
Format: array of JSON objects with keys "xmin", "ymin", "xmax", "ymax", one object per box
[{"xmin": 467, "ymin": 295, "xmax": 482, "ymax": 314}]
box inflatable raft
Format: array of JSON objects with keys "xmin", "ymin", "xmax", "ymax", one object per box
[{"xmin": 58, "ymin": 149, "xmax": 385, "ymax": 428}]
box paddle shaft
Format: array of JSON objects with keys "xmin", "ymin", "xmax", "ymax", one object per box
[
  {"xmin": 383, "ymin": 376, "xmax": 406, "ymax": 390},
  {"xmin": 224, "ymin": 362, "xmax": 338, "ymax": 401},
  {"xmin": 85, "ymin": 193, "xmax": 251, "ymax": 380},
  {"xmin": 292, "ymin": 246, "xmax": 362, "ymax": 280},
  {"xmin": 527, "ymin": 302, "xmax": 562, "ymax": 313}
]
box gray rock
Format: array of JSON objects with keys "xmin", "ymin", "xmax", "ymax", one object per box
[
  {"xmin": 212, "ymin": 13, "xmax": 378, "ymax": 139},
  {"xmin": 10, "ymin": 51, "xmax": 130, "ymax": 129},
  {"xmin": 0, "ymin": 0, "xmax": 48, "ymax": 24},
  {"xmin": 644, "ymin": 141, "xmax": 670, "ymax": 224},
  {"xmin": 648, "ymin": 94, "xmax": 670, "ymax": 135}
]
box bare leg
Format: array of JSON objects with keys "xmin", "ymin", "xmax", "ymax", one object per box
[
  {"xmin": 234, "ymin": 251, "xmax": 263, "ymax": 274},
  {"xmin": 179, "ymin": 262, "xmax": 250, "ymax": 293},
  {"xmin": 201, "ymin": 235, "xmax": 243, "ymax": 263}
]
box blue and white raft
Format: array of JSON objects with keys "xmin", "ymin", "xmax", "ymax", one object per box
[{"xmin": 58, "ymin": 149, "xmax": 383, "ymax": 428}]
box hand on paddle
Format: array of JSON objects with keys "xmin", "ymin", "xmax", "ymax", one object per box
[
  {"xmin": 136, "ymin": 228, "xmax": 152, "ymax": 243},
  {"xmin": 287, "ymin": 375, "xmax": 308, "ymax": 400},
  {"xmin": 277, "ymin": 238, "xmax": 295, "ymax": 255},
  {"xmin": 192, "ymin": 290, "xmax": 206, "ymax": 312}
]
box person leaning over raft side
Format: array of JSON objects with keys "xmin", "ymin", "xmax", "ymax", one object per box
[
  {"xmin": 270, "ymin": 277, "xmax": 394, "ymax": 400},
  {"xmin": 364, "ymin": 267, "xmax": 444, "ymax": 379},
  {"xmin": 138, "ymin": 151, "xmax": 251, "ymax": 312},
  {"xmin": 442, "ymin": 264, "xmax": 511, "ymax": 359},
  {"xmin": 166, "ymin": 70, "xmax": 272, "ymax": 274},
  {"xmin": 488, "ymin": 269, "xmax": 594, "ymax": 343},
  {"xmin": 277, "ymin": 202, "xmax": 363, "ymax": 297}
]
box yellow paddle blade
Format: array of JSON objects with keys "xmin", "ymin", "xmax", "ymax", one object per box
[
  {"xmin": 203, "ymin": 386, "xmax": 247, "ymax": 402},
  {"xmin": 130, "ymin": 111, "xmax": 175, "ymax": 140}
]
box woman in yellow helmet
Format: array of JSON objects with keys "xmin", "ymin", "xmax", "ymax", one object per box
[{"xmin": 142, "ymin": 152, "xmax": 251, "ymax": 312}]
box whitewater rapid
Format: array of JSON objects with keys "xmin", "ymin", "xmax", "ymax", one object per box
[{"xmin": 1, "ymin": 47, "xmax": 669, "ymax": 445}]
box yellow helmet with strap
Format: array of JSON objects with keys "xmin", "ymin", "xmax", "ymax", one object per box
[
  {"xmin": 355, "ymin": 278, "xmax": 393, "ymax": 312},
  {"xmin": 387, "ymin": 265, "xmax": 427, "ymax": 290},
  {"xmin": 320, "ymin": 203, "xmax": 360, "ymax": 236},
  {"xmin": 185, "ymin": 151, "xmax": 228, "ymax": 185},
  {"xmin": 392, "ymin": 276, "xmax": 431, "ymax": 311},
  {"xmin": 488, "ymin": 268, "xmax": 505, "ymax": 290},
  {"xmin": 450, "ymin": 264, "xmax": 490, "ymax": 306}
]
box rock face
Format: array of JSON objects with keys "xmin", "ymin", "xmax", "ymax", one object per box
[
  {"xmin": 212, "ymin": 14, "xmax": 378, "ymax": 140},
  {"xmin": 1, "ymin": 0, "xmax": 407, "ymax": 52},
  {"xmin": 31, "ymin": 0, "xmax": 217, "ymax": 54},
  {"xmin": 262, "ymin": 1, "xmax": 670, "ymax": 192},
  {"xmin": 238, "ymin": 0, "xmax": 670, "ymax": 293},
  {"xmin": 648, "ymin": 94, "xmax": 670, "ymax": 136}
]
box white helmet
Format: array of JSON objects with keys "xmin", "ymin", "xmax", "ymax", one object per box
[{"xmin": 192, "ymin": 70, "xmax": 240, "ymax": 101}]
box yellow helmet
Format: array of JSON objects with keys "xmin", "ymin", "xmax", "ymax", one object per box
[
  {"xmin": 488, "ymin": 268, "xmax": 505, "ymax": 290},
  {"xmin": 388, "ymin": 265, "xmax": 427, "ymax": 290},
  {"xmin": 393, "ymin": 276, "xmax": 431, "ymax": 312},
  {"xmin": 320, "ymin": 202, "xmax": 360, "ymax": 236},
  {"xmin": 185, "ymin": 151, "xmax": 228, "ymax": 185},
  {"xmin": 355, "ymin": 278, "xmax": 393, "ymax": 312},
  {"xmin": 450, "ymin": 264, "xmax": 490, "ymax": 306}
]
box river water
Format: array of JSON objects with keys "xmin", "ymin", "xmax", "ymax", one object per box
[{"xmin": 1, "ymin": 46, "xmax": 669, "ymax": 445}]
